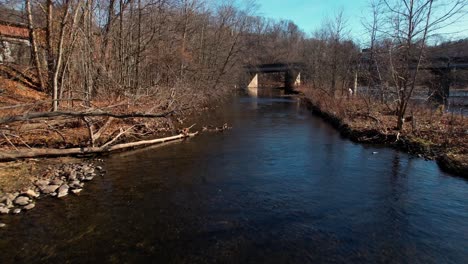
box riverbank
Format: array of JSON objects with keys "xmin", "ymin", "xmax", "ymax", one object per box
[
  {"xmin": 299, "ymin": 88, "xmax": 468, "ymax": 178},
  {"xmin": 0, "ymin": 158, "xmax": 104, "ymax": 224}
]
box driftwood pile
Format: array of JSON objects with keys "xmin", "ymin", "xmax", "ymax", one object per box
[{"xmin": 0, "ymin": 108, "xmax": 198, "ymax": 161}]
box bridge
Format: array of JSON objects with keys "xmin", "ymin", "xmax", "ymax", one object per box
[
  {"xmin": 420, "ymin": 56, "xmax": 468, "ymax": 70},
  {"xmin": 414, "ymin": 57, "xmax": 468, "ymax": 101},
  {"xmin": 243, "ymin": 63, "xmax": 304, "ymax": 90},
  {"xmin": 359, "ymin": 54, "xmax": 468, "ymax": 102}
]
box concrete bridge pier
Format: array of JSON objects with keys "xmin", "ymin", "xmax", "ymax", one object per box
[
  {"xmin": 285, "ymin": 70, "xmax": 301, "ymax": 90},
  {"xmin": 430, "ymin": 68, "xmax": 452, "ymax": 104},
  {"xmin": 247, "ymin": 73, "xmax": 259, "ymax": 89}
]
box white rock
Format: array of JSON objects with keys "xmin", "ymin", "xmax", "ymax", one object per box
[
  {"xmin": 41, "ymin": 185, "xmax": 60, "ymax": 194},
  {"xmin": 71, "ymin": 189, "xmax": 83, "ymax": 194},
  {"xmin": 0, "ymin": 223, "xmax": 6, "ymax": 228},
  {"xmin": 68, "ymin": 170, "xmax": 77, "ymax": 180},
  {"xmin": 14, "ymin": 196, "xmax": 30, "ymax": 206},
  {"xmin": 0, "ymin": 207, "xmax": 10, "ymax": 214},
  {"xmin": 23, "ymin": 189, "xmax": 40, "ymax": 198},
  {"xmin": 83, "ymin": 176, "xmax": 94, "ymax": 181},
  {"xmin": 13, "ymin": 208, "xmax": 21, "ymax": 214},
  {"xmin": 23, "ymin": 203, "xmax": 35, "ymax": 210},
  {"xmin": 57, "ymin": 184, "xmax": 69, "ymax": 198}
]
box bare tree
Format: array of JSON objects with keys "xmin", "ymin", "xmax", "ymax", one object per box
[{"xmin": 382, "ymin": 0, "xmax": 468, "ymax": 130}]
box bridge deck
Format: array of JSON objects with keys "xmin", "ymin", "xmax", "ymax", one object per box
[{"xmin": 244, "ymin": 63, "xmax": 304, "ymax": 73}]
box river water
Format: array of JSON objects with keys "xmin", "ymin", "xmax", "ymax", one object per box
[{"xmin": 1, "ymin": 90, "xmax": 467, "ymax": 263}]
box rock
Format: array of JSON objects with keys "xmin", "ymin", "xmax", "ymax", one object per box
[
  {"xmin": 41, "ymin": 185, "xmax": 60, "ymax": 194},
  {"xmin": 96, "ymin": 166, "xmax": 103, "ymax": 171},
  {"xmin": 57, "ymin": 184, "xmax": 69, "ymax": 198},
  {"xmin": 83, "ymin": 176, "xmax": 94, "ymax": 181},
  {"xmin": 13, "ymin": 208, "xmax": 21, "ymax": 214},
  {"xmin": 5, "ymin": 198, "xmax": 14, "ymax": 208},
  {"xmin": 68, "ymin": 170, "xmax": 77, "ymax": 180},
  {"xmin": 372, "ymin": 152, "xmax": 378, "ymax": 155},
  {"xmin": 6, "ymin": 193, "xmax": 18, "ymax": 201},
  {"xmin": 0, "ymin": 207, "xmax": 9, "ymax": 214},
  {"xmin": 71, "ymin": 189, "xmax": 82, "ymax": 194},
  {"xmin": 14, "ymin": 196, "xmax": 30, "ymax": 206},
  {"xmin": 69, "ymin": 181, "xmax": 84, "ymax": 189},
  {"xmin": 50, "ymin": 192, "xmax": 57, "ymax": 197},
  {"xmin": 51, "ymin": 179, "xmax": 64, "ymax": 186},
  {"xmin": 35, "ymin": 179, "xmax": 50, "ymax": 187},
  {"xmin": 82, "ymin": 166, "xmax": 95, "ymax": 175},
  {"xmin": 23, "ymin": 203, "xmax": 35, "ymax": 210},
  {"xmin": 0, "ymin": 223, "xmax": 6, "ymax": 228},
  {"xmin": 23, "ymin": 189, "xmax": 40, "ymax": 198}
]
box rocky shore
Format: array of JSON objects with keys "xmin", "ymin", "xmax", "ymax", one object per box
[
  {"xmin": 300, "ymin": 97, "xmax": 468, "ymax": 178},
  {"xmin": 0, "ymin": 161, "xmax": 105, "ymax": 228}
]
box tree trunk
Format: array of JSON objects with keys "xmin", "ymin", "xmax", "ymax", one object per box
[{"xmin": 26, "ymin": 0, "xmax": 46, "ymax": 91}]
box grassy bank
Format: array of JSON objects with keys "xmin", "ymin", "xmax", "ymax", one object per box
[{"xmin": 299, "ymin": 88, "xmax": 467, "ymax": 178}]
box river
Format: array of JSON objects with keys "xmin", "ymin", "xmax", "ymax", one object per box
[{"xmin": 0, "ymin": 89, "xmax": 467, "ymax": 263}]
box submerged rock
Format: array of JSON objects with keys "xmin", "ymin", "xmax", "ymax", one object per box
[
  {"xmin": 83, "ymin": 176, "xmax": 94, "ymax": 181},
  {"xmin": 13, "ymin": 208, "xmax": 21, "ymax": 214},
  {"xmin": 23, "ymin": 203, "xmax": 35, "ymax": 210},
  {"xmin": 71, "ymin": 189, "xmax": 83, "ymax": 194},
  {"xmin": 0, "ymin": 223, "xmax": 6, "ymax": 228}
]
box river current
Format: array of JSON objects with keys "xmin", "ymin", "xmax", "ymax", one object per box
[{"xmin": 0, "ymin": 90, "xmax": 467, "ymax": 263}]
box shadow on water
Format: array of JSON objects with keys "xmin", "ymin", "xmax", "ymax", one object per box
[{"xmin": 0, "ymin": 88, "xmax": 467, "ymax": 263}]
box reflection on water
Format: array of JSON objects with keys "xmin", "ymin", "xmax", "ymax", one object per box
[{"xmin": 0, "ymin": 90, "xmax": 467, "ymax": 263}]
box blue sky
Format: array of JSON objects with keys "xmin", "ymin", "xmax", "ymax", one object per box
[
  {"xmin": 254, "ymin": 0, "xmax": 374, "ymax": 38},
  {"xmin": 254, "ymin": 0, "xmax": 468, "ymax": 43}
]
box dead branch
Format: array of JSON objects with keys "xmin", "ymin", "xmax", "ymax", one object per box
[
  {"xmin": 44, "ymin": 121, "xmax": 67, "ymax": 142},
  {"xmin": 101, "ymin": 125, "xmax": 135, "ymax": 149},
  {"xmin": 0, "ymin": 132, "xmax": 198, "ymax": 161},
  {"xmin": 93, "ymin": 117, "xmax": 114, "ymax": 141},
  {"xmin": 0, "ymin": 109, "xmax": 176, "ymax": 125},
  {"xmin": 82, "ymin": 117, "xmax": 95, "ymax": 147},
  {"xmin": 1, "ymin": 132, "xmax": 19, "ymax": 151}
]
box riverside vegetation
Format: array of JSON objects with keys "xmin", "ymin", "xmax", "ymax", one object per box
[{"xmin": 300, "ymin": 87, "xmax": 467, "ymax": 177}]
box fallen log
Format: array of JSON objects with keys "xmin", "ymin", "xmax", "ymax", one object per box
[
  {"xmin": 0, "ymin": 132, "xmax": 197, "ymax": 161},
  {"xmin": 0, "ymin": 109, "xmax": 176, "ymax": 125}
]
